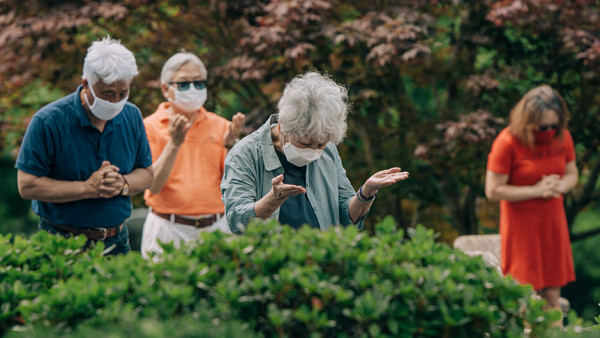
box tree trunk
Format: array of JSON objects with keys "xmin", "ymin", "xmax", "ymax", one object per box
[{"xmin": 440, "ymin": 183, "xmax": 479, "ymax": 235}]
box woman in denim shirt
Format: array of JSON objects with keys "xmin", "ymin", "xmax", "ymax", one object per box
[{"xmin": 221, "ymin": 72, "xmax": 409, "ymax": 233}]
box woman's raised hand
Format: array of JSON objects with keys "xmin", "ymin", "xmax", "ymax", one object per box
[{"xmin": 362, "ymin": 167, "xmax": 409, "ymax": 197}]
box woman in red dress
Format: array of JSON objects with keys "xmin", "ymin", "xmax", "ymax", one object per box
[{"xmin": 485, "ymin": 85, "xmax": 579, "ymax": 313}]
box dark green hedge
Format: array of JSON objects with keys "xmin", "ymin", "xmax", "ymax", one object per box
[
  {"xmin": 0, "ymin": 217, "xmax": 590, "ymax": 337},
  {"xmin": 4, "ymin": 311, "xmax": 257, "ymax": 338}
]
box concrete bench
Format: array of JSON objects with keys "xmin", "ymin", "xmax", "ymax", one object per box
[{"xmin": 453, "ymin": 234, "xmax": 570, "ymax": 315}]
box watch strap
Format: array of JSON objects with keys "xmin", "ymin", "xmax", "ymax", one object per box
[{"xmin": 121, "ymin": 175, "xmax": 130, "ymax": 196}]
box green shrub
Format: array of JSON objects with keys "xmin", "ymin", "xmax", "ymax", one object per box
[
  {"xmin": 5, "ymin": 309, "xmax": 257, "ymax": 338},
  {"xmin": 0, "ymin": 217, "xmax": 588, "ymax": 337}
]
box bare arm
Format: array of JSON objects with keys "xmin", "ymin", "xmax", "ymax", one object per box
[
  {"xmin": 485, "ymin": 170, "xmax": 562, "ymax": 202},
  {"xmin": 18, "ymin": 171, "xmax": 92, "ymax": 203},
  {"xmin": 17, "ymin": 161, "xmax": 118, "ymax": 203},
  {"xmin": 557, "ymin": 160, "xmax": 579, "ymax": 194},
  {"xmin": 148, "ymin": 140, "xmax": 180, "ymax": 194},
  {"xmin": 254, "ymin": 174, "xmax": 305, "ymax": 219},
  {"xmin": 148, "ymin": 114, "xmax": 190, "ymax": 194},
  {"xmin": 348, "ymin": 196, "xmax": 374, "ymax": 224},
  {"xmin": 124, "ymin": 166, "xmax": 154, "ymax": 196},
  {"xmin": 254, "ymin": 190, "xmax": 287, "ymax": 219},
  {"xmin": 348, "ymin": 168, "xmax": 409, "ymax": 224}
]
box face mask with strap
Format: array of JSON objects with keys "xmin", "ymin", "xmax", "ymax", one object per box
[
  {"xmin": 280, "ymin": 132, "xmax": 323, "ymax": 167},
  {"xmin": 85, "ymin": 82, "xmax": 128, "ymax": 121}
]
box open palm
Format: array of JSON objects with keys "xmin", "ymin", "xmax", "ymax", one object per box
[
  {"xmin": 224, "ymin": 112, "xmax": 245, "ymax": 146},
  {"xmin": 363, "ymin": 167, "xmax": 409, "ymax": 196}
]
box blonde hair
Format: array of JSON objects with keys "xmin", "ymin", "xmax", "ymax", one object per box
[{"xmin": 509, "ymin": 85, "xmax": 569, "ymax": 148}]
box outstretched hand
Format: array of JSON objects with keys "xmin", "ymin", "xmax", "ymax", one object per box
[
  {"xmin": 270, "ymin": 174, "xmax": 305, "ymax": 201},
  {"xmin": 362, "ymin": 167, "xmax": 409, "ymax": 197}
]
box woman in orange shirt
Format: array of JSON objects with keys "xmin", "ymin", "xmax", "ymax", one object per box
[{"xmin": 485, "ymin": 85, "xmax": 578, "ymax": 313}]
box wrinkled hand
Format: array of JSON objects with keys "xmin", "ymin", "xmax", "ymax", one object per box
[
  {"xmin": 224, "ymin": 112, "xmax": 245, "ymax": 147},
  {"xmin": 536, "ymin": 174, "xmax": 562, "ymax": 199},
  {"xmin": 85, "ymin": 161, "xmax": 120, "ymax": 199},
  {"xmin": 169, "ymin": 113, "xmax": 192, "ymax": 146},
  {"xmin": 270, "ymin": 174, "xmax": 305, "ymax": 201},
  {"xmin": 362, "ymin": 167, "xmax": 409, "ymax": 197},
  {"xmin": 101, "ymin": 170, "xmax": 125, "ymax": 198}
]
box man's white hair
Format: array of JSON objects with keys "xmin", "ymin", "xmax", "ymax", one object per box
[
  {"xmin": 278, "ymin": 71, "xmax": 349, "ymax": 144},
  {"xmin": 160, "ymin": 53, "xmax": 208, "ymax": 85},
  {"xmin": 82, "ymin": 36, "xmax": 138, "ymax": 85}
]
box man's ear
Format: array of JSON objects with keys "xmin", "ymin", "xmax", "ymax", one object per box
[{"xmin": 161, "ymin": 83, "xmax": 170, "ymax": 100}]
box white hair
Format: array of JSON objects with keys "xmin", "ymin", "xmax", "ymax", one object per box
[
  {"xmin": 160, "ymin": 53, "xmax": 208, "ymax": 84},
  {"xmin": 278, "ymin": 71, "xmax": 349, "ymax": 144},
  {"xmin": 82, "ymin": 36, "xmax": 138, "ymax": 85}
]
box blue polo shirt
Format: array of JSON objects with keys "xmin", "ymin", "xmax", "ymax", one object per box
[{"xmin": 16, "ymin": 86, "xmax": 152, "ymax": 228}]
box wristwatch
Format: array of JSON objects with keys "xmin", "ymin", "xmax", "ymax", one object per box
[{"xmin": 121, "ymin": 175, "xmax": 130, "ymax": 196}]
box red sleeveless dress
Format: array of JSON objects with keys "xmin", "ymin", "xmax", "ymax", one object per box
[{"xmin": 487, "ymin": 128, "xmax": 576, "ymax": 290}]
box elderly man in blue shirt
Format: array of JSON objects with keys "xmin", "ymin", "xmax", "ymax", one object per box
[
  {"xmin": 16, "ymin": 37, "xmax": 154, "ymax": 255},
  {"xmin": 221, "ymin": 71, "xmax": 409, "ymax": 233}
]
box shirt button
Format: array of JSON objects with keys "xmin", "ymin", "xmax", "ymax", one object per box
[{"xmin": 313, "ymin": 206, "xmax": 318, "ymax": 211}]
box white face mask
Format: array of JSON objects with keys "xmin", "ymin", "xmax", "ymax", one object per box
[
  {"xmin": 84, "ymin": 83, "xmax": 128, "ymax": 121},
  {"xmin": 169, "ymin": 86, "xmax": 207, "ymax": 113},
  {"xmin": 281, "ymin": 133, "xmax": 323, "ymax": 167}
]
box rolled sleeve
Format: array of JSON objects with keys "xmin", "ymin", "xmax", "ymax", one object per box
[
  {"xmin": 221, "ymin": 149, "xmax": 259, "ymax": 233},
  {"xmin": 333, "ymin": 147, "xmax": 366, "ymax": 229},
  {"xmin": 15, "ymin": 116, "xmax": 54, "ymax": 177}
]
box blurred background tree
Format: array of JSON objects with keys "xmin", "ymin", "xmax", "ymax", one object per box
[{"xmin": 1, "ymin": 0, "xmax": 599, "ymax": 321}]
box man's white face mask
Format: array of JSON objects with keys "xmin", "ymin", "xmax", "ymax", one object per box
[
  {"xmin": 169, "ymin": 84, "xmax": 207, "ymax": 114},
  {"xmin": 281, "ymin": 133, "xmax": 323, "ymax": 167},
  {"xmin": 85, "ymin": 83, "xmax": 128, "ymax": 121}
]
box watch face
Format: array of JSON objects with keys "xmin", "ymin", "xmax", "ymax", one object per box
[{"xmin": 122, "ymin": 184, "xmax": 129, "ymax": 196}]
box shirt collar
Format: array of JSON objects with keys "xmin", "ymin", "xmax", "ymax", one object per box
[
  {"xmin": 73, "ymin": 85, "xmax": 123, "ymax": 128},
  {"xmin": 260, "ymin": 114, "xmax": 282, "ymax": 171}
]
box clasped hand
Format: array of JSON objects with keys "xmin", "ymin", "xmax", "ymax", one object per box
[
  {"xmin": 535, "ymin": 174, "xmax": 565, "ymax": 199},
  {"xmin": 85, "ymin": 161, "xmax": 125, "ymax": 199}
]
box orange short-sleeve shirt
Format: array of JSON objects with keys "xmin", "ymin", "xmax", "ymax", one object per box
[
  {"xmin": 143, "ymin": 103, "xmax": 231, "ymax": 215},
  {"xmin": 487, "ymin": 128, "xmax": 576, "ymax": 290}
]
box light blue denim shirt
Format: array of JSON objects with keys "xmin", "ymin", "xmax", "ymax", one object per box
[{"xmin": 221, "ymin": 114, "xmax": 366, "ymax": 233}]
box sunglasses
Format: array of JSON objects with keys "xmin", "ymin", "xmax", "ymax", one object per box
[
  {"xmin": 169, "ymin": 80, "xmax": 207, "ymax": 91},
  {"xmin": 538, "ymin": 124, "xmax": 559, "ymax": 131}
]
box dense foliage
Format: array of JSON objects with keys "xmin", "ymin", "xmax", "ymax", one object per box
[
  {"xmin": 1, "ymin": 0, "xmax": 599, "ymax": 238},
  {"xmin": 2, "ymin": 0, "xmax": 600, "ymax": 323},
  {"xmin": 5, "ymin": 313, "xmax": 258, "ymax": 338},
  {"xmin": 0, "ymin": 219, "xmax": 577, "ymax": 337}
]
